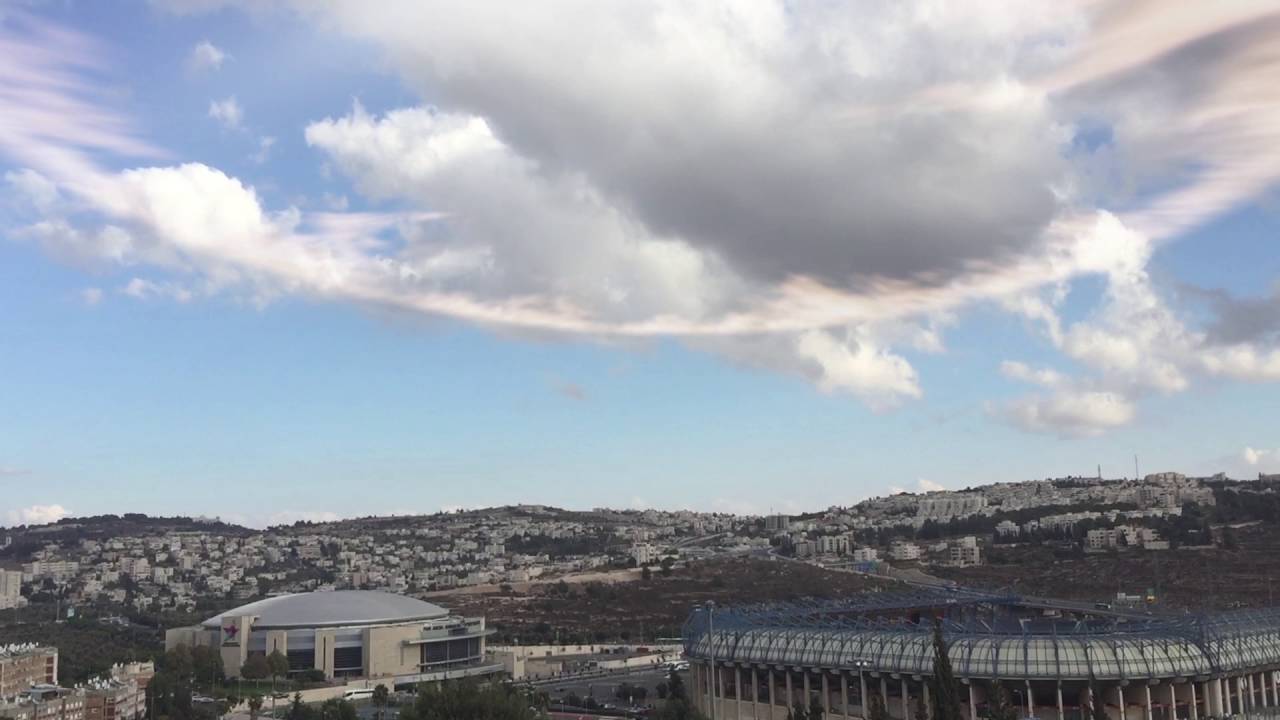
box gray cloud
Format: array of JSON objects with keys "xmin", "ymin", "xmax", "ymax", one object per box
[
  {"xmin": 1185, "ymin": 285, "xmax": 1280, "ymax": 346},
  {"xmin": 317, "ymin": 2, "xmax": 1072, "ymax": 290}
]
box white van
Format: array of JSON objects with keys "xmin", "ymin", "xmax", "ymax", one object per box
[{"xmin": 342, "ymin": 689, "xmax": 374, "ymax": 701}]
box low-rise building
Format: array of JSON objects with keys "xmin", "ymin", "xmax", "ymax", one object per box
[{"xmin": 889, "ymin": 541, "xmax": 921, "ymax": 561}]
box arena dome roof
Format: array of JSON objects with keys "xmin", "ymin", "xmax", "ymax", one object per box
[{"xmin": 201, "ymin": 590, "xmax": 449, "ymax": 630}]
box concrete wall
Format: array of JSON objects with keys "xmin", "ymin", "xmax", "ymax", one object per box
[{"xmin": 364, "ymin": 625, "xmax": 421, "ymax": 679}]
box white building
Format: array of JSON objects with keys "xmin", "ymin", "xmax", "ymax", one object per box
[
  {"xmin": 917, "ymin": 494, "xmax": 988, "ymax": 520},
  {"xmin": 0, "ymin": 571, "xmax": 22, "ymax": 610},
  {"xmin": 630, "ymin": 543, "xmax": 656, "ymax": 566},
  {"xmin": 852, "ymin": 547, "xmax": 879, "ymax": 562},
  {"xmin": 889, "ymin": 541, "xmax": 921, "ymax": 561}
]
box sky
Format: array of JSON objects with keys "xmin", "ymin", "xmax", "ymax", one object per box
[{"xmin": 5, "ymin": 1, "xmax": 1280, "ymax": 528}]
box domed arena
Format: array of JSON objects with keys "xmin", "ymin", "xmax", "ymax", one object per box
[{"xmin": 166, "ymin": 590, "xmax": 498, "ymax": 685}]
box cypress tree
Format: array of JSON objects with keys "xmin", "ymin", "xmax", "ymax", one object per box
[{"xmin": 929, "ymin": 617, "xmax": 964, "ymax": 720}]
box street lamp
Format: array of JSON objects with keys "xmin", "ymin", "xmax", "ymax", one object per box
[{"xmin": 702, "ymin": 601, "xmax": 716, "ymax": 720}]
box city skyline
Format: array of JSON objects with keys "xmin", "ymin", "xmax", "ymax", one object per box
[{"xmin": 5, "ymin": 2, "xmax": 1280, "ymax": 526}]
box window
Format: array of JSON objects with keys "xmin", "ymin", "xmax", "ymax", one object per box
[{"xmin": 287, "ymin": 649, "xmax": 315, "ymax": 673}]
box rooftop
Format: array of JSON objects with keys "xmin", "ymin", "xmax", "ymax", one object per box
[{"xmin": 201, "ymin": 590, "xmax": 449, "ymax": 630}]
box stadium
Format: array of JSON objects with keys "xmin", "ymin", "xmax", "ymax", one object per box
[
  {"xmin": 682, "ymin": 587, "xmax": 1280, "ymax": 720},
  {"xmin": 165, "ymin": 590, "xmax": 498, "ymax": 685}
]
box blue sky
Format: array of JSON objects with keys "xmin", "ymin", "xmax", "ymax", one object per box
[{"xmin": 4, "ymin": 2, "xmax": 1280, "ymax": 527}]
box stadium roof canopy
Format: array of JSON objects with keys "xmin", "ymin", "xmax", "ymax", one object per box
[
  {"xmin": 202, "ymin": 590, "xmax": 449, "ymax": 630},
  {"xmin": 682, "ymin": 587, "xmax": 1280, "ymax": 681}
]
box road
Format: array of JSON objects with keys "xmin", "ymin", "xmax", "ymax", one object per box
[{"xmin": 540, "ymin": 667, "xmax": 686, "ymax": 714}]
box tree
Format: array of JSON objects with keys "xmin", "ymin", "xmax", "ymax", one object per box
[
  {"xmin": 372, "ymin": 684, "xmax": 390, "ymax": 720},
  {"xmin": 915, "ymin": 698, "xmax": 930, "ymax": 720},
  {"xmin": 653, "ymin": 670, "xmax": 707, "ymax": 720},
  {"xmin": 241, "ymin": 653, "xmax": 270, "ymax": 680},
  {"xmin": 398, "ymin": 681, "xmax": 539, "ymax": 720},
  {"xmin": 788, "ymin": 702, "xmax": 811, "ymax": 720},
  {"xmin": 288, "ymin": 692, "xmax": 313, "ymax": 720},
  {"xmin": 1088, "ymin": 677, "xmax": 1109, "ymax": 720},
  {"xmin": 266, "ymin": 649, "xmax": 290, "ymax": 688},
  {"xmin": 165, "ymin": 645, "xmax": 195, "ymax": 680},
  {"xmin": 249, "ymin": 695, "xmax": 264, "ymax": 720},
  {"xmin": 668, "ymin": 670, "xmax": 688, "ymax": 701},
  {"xmin": 987, "ymin": 682, "xmax": 1018, "ymax": 720},
  {"xmin": 656, "ymin": 681, "xmax": 670, "ymax": 699},
  {"xmin": 191, "ymin": 645, "xmax": 225, "ymax": 687},
  {"xmin": 642, "ymin": 566, "xmax": 653, "ymax": 582},
  {"xmin": 809, "ymin": 696, "xmax": 825, "ymax": 720},
  {"xmin": 867, "ymin": 692, "xmax": 891, "ymax": 720},
  {"xmin": 929, "ymin": 618, "xmax": 963, "ymax": 720},
  {"xmin": 320, "ymin": 699, "xmax": 358, "ymax": 720}
]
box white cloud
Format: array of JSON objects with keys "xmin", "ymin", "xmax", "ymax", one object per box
[
  {"xmin": 1244, "ymin": 447, "xmax": 1276, "ymax": 467},
  {"xmin": 80, "ymin": 287, "xmax": 103, "ymax": 305},
  {"xmin": 793, "ymin": 328, "xmax": 921, "ymax": 408},
  {"xmin": 1000, "ymin": 360, "xmax": 1065, "ymax": 388},
  {"xmin": 0, "ymin": 466, "xmax": 31, "ymax": 477},
  {"xmin": 187, "ymin": 40, "xmax": 227, "ymax": 72},
  {"xmin": 265, "ymin": 510, "xmax": 340, "ymax": 526},
  {"xmin": 1002, "ymin": 390, "xmax": 1135, "ymax": 437},
  {"xmin": 11, "ymin": 5, "xmax": 1280, "ymax": 424},
  {"xmin": 121, "ymin": 277, "xmax": 194, "ymax": 303},
  {"xmin": 208, "ymin": 96, "xmax": 243, "ymax": 129},
  {"xmin": 6, "ymin": 504, "xmax": 70, "ymax": 526},
  {"xmin": 917, "ymin": 478, "xmax": 947, "ymax": 493},
  {"xmin": 5, "ymin": 169, "xmax": 60, "ymax": 213},
  {"xmin": 250, "ymin": 135, "xmax": 275, "ymax": 164}
]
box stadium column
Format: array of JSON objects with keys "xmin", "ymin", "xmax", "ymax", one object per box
[
  {"xmin": 1116, "ymin": 684, "xmax": 1126, "ymax": 720},
  {"xmin": 1027, "ymin": 680, "xmax": 1035, "ymax": 719},
  {"xmin": 968, "ymin": 683, "xmax": 977, "ymax": 720},
  {"xmin": 924, "ymin": 681, "xmax": 932, "ymax": 720},
  {"xmin": 1166, "ymin": 683, "xmax": 1175, "ymax": 720},
  {"xmin": 1143, "ymin": 683, "xmax": 1152, "ymax": 720},
  {"xmin": 735, "ymin": 667, "xmax": 743, "ymax": 716},
  {"xmin": 841, "ymin": 672, "xmax": 849, "ymax": 719},
  {"xmin": 822, "ymin": 673, "xmax": 830, "ymax": 717},
  {"xmin": 1187, "ymin": 681, "xmax": 1197, "ymax": 720},
  {"xmin": 768, "ymin": 668, "xmax": 775, "ymax": 716},
  {"xmin": 751, "ymin": 667, "xmax": 759, "ymax": 720},
  {"xmin": 861, "ymin": 673, "xmax": 870, "ymax": 719},
  {"xmin": 881, "ymin": 678, "xmax": 889, "ymax": 719},
  {"xmin": 787, "ymin": 670, "xmax": 794, "ymax": 710},
  {"xmin": 805, "ymin": 672, "xmax": 811, "ymax": 712},
  {"xmin": 1248, "ymin": 674, "xmax": 1255, "ymax": 710},
  {"xmin": 903, "ymin": 678, "xmax": 910, "ymax": 720},
  {"xmin": 1057, "ymin": 682, "xmax": 1065, "ymax": 720}
]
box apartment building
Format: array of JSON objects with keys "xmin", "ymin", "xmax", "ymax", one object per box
[{"xmin": 0, "ymin": 646, "xmax": 58, "ymax": 699}]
